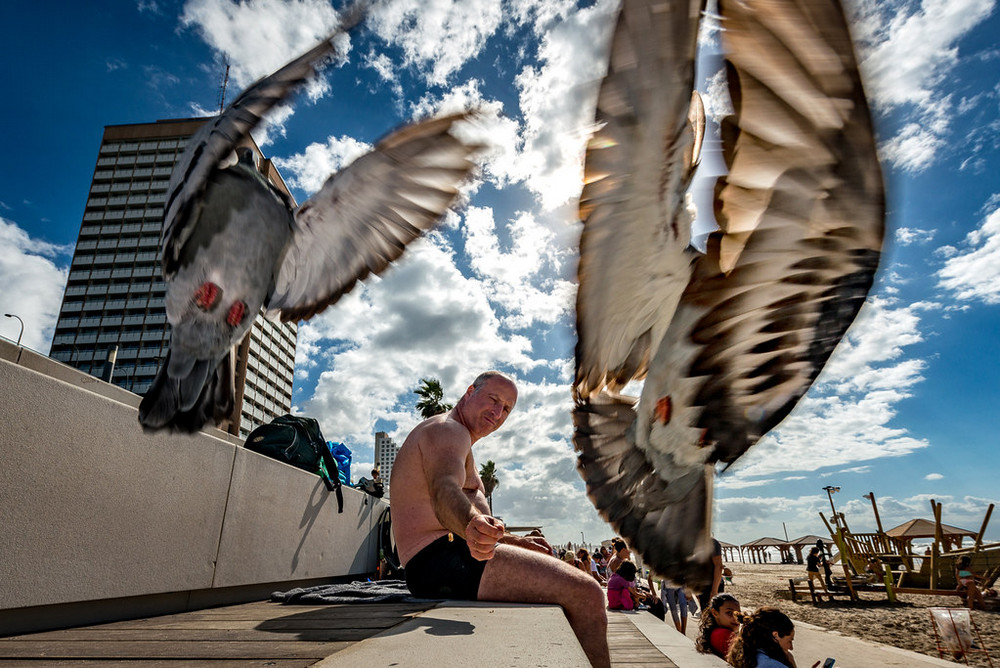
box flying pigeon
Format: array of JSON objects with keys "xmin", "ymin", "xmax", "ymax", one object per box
[
  {"xmin": 139, "ymin": 5, "xmax": 482, "ymax": 433},
  {"xmin": 573, "ymin": 0, "xmax": 885, "ymax": 585}
]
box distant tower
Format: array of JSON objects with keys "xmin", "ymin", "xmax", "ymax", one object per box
[
  {"xmin": 374, "ymin": 431, "xmax": 399, "ymax": 491},
  {"xmin": 49, "ymin": 118, "xmax": 297, "ymax": 438}
]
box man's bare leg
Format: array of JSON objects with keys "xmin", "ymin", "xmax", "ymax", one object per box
[{"xmin": 477, "ymin": 544, "xmax": 610, "ymax": 668}]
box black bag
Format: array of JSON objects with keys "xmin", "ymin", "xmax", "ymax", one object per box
[{"xmin": 244, "ymin": 414, "xmax": 343, "ymax": 513}]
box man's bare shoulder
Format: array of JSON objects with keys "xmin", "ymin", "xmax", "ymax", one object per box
[{"xmin": 407, "ymin": 413, "xmax": 472, "ymax": 455}]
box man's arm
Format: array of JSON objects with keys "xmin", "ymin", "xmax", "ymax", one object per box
[{"xmin": 421, "ymin": 422, "xmax": 504, "ymax": 560}]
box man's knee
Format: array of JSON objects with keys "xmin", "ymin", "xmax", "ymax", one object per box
[{"xmin": 571, "ymin": 575, "xmax": 605, "ymax": 609}]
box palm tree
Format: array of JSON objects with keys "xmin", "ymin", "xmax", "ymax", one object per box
[
  {"xmin": 414, "ymin": 377, "xmax": 452, "ymax": 418},
  {"xmin": 479, "ymin": 460, "xmax": 499, "ymax": 513}
]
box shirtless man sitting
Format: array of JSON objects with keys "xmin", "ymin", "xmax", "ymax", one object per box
[{"xmin": 390, "ymin": 371, "xmax": 610, "ymax": 667}]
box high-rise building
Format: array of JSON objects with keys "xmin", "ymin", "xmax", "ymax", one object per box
[
  {"xmin": 374, "ymin": 431, "xmax": 399, "ymax": 492},
  {"xmin": 49, "ymin": 118, "xmax": 296, "ymax": 438}
]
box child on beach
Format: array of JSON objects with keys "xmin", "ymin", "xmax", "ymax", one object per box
[
  {"xmin": 727, "ymin": 607, "xmax": 822, "ymax": 668},
  {"xmin": 695, "ymin": 593, "xmax": 741, "ymax": 659},
  {"xmin": 607, "ymin": 561, "xmax": 643, "ymax": 610}
]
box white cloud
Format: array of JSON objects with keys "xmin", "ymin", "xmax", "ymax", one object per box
[
  {"xmin": 714, "ymin": 492, "xmax": 999, "ymax": 545},
  {"xmin": 0, "ymin": 218, "xmax": 70, "ymax": 352},
  {"xmin": 702, "ymin": 68, "xmax": 733, "ymax": 124},
  {"xmin": 295, "ymin": 238, "xmax": 541, "ymax": 445},
  {"xmin": 272, "ymin": 135, "xmax": 372, "ymax": 195},
  {"xmin": 937, "ymin": 205, "xmax": 1000, "ymax": 304},
  {"xmin": 723, "ymin": 298, "xmax": 932, "ymax": 481},
  {"xmin": 895, "ymin": 226, "xmax": 936, "ymax": 245},
  {"xmin": 367, "ymin": 0, "xmax": 503, "ymax": 86},
  {"xmin": 180, "ymin": 0, "xmax": 355, "ymax": 143},
  {"xmin": 851, "ymin": 0, "xmax": 996, "ymax": 171},
  {"xmin": 925, "ymin": 473, "xmax": 944, "ymax": 480},
  {"xmin": 462, "ymin": 206, "xmax": 575, "ymax": 329},
  {"xmin": 509, "ymin": 0, "xmax": 617, "ymax": 210}
]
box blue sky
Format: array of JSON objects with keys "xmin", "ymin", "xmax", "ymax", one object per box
[{"xmin": 1, "ymin": 0, "xmax": 998, "ymax": 550}]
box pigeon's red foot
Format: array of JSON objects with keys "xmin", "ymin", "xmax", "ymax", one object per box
[
  {"xmin": 194, "ymin": 282, "xmax": 221, "ymax": 310},
  {"xmin": 227, "ymin": 300, "xmax": 247, "ymax": 327}
]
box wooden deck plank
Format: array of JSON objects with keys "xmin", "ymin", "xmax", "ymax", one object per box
[
  {"xmin": 607, "ymin": 613, "xmax": 678, "ymax": 668},
  {"xmin": 0, "ymin": 640, "xmax": 350, "ymax": 660},
  {"xmin": 2, "ymin": 628, "xmax": 389, "ymax": 642},
  {"xmin": 0, "ymin": 661, "xmax": 314, "ymax": 667}
]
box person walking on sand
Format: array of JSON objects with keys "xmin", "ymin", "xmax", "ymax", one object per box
[
  {"xmin": 390, "ymin": 371, "xmax": 610, "ymax": 667},
  {"xmin": 806, "ymin": 547, "xmax": 829, "ymax": 593}
]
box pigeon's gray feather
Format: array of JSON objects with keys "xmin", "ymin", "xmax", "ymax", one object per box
[
  {"xmin": 575, "ymin": 0, "xmax": 706, "ymax": 399},
  {"xmin": 161, "ymin": 2, "xmax": 367, "ymax": 280},
  {"xmin": 140, "ymin": 2, "xmax": 481, "ymax": 434},
  {"xmin": 267, "ymin": 113, "xmax": 483, "ymax": 322},
  {"xmin": 573, "ymin": 0, "xmax": 884, "ymax": 585}
]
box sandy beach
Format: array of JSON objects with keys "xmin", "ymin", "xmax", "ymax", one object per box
[{"xmin": 716, "ymin": 562, "xmax": 998, "ymax": 665}]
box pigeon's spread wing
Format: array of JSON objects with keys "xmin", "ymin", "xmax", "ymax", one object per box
[
  {"xmin": 266, "ymin": 113, "xmax": 481, "ymax": 322},
  {"xmin": 574, "ymin": 0, "xmax": 884, "ymax": 583},
  {"xmin": 159, "ymin": 2, "xmax": 367, "ymax": 279},
  {"xmin": 575, "ymin": 0, "xmax": 706, "ymax": 399},
  {"xmin": 668, "ymin": 0, "xmax": 885, "ymax": 463}
]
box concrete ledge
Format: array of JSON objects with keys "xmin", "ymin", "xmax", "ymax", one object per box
[
  {"xmin": 0, "ymin": 341, "xmax": 383, "ymax": 635},
  {"xmin": 314, "ymin": 601, "xmax": 591, "ymax": 667}
]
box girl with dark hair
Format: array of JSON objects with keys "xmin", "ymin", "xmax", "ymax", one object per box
[
  {"xmin": 727, "ymin": 607, "xmax": 817, "ymax": 668},
  {"xmin": 695, "ymin": 593, "xmax": 741, "ymax": 658},
  {"xmin": 607, "ymin": 560, "xmax": 642, "ymax": 610}
]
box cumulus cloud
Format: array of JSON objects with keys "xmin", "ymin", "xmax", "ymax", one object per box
[
  {"xmin": 937, "ymin": 205, "xmax": 1000, "ymax": 304},
  {"xmin": 895, "ymin": 226, "xmax": 936, "ymax": 246},
  {"xmin": 715, "ymin": 492, "xmax": 998, "ymax": 545},
  {"xmin": 925, "ymin": 473, "xmax": 944, "ymax": 480},
  {"xmin": 462, "ymin": 206, "xmax": 575, "ymax": 329},
  {"xmin": 272, "ymin": 135, "xmax": 372, "ymax": 195},
  {"xmin": 508, "ymin": 0, "xmax": 617, "ymax": 210},
  {"xmin": 0, "ymin": 218, "xmax": 70, "ymax": 352},
  {"xmin": 180, "ymin": 0, "xmax": 355, "ymax": 143},
  {"xmin": 366, "ymin": 0, "xmax": 503, "ymax": 86},
  {"xmin": 723, "ymin": 298, "xmax": 932, "ymax": 481},
  {"xmin": 850, "ymin": 0, "xmax": 996, "ymax": 171}
]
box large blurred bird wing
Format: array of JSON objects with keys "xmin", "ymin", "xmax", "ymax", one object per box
[
  {"xmin": 159, "ymin": 1, "xmax": 368, "ymax": 279},
  {"xmin": 574, "ymin": 0, "xmax": 884, "ymax": 583},
  {"xmin": 651, "ymin": 0, "xmax": 886, "ymax": 464},
  {"xmin": 266, "ymin": 113, "xmax": 482, "ymax": 322},
  {"xmin": 575, "ymin": 0, "xmax": 707, "ymax": 399}
]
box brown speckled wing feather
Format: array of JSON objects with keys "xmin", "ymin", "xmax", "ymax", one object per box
[{"xmin": 573, "ymin": 0, "xmax": 884, "ymax": 584}]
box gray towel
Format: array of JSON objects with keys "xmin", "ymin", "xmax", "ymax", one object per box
[{"xmin": 272, "ymin": 579, "xmax": 433, "ymax": 604}]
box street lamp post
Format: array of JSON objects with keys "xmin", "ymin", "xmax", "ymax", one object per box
[
  {"xmin": 823, "ymin": 485, "xmax": 841, "ymax": 531},
  {"xmin": 4, "ymin": 313, "xmax": 24, "ymax": 347}
]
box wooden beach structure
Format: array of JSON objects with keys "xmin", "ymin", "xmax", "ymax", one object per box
[{"xmin": 818, "ymin": 492, "xmax": 1000, "ymax": 604}]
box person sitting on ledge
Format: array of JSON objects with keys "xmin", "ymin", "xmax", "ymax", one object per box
[{"xmin": 390, "ymin": 371, "xmax": 610, "ymax": 667}]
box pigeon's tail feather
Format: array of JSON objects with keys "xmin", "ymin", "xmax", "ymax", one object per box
[
  {"xmin": 574, "ymin": 392, "xmax": 714, "ymax": 586},
  {"xmin": 138, "ymin": 350, "xmax": 235, "ymax": 434}
]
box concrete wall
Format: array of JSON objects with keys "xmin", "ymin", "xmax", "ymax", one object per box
[{"xmin": 0, "ymin": 340, "xmax": 385, "ymax": 634}]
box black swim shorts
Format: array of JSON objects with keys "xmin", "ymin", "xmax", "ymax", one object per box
[{"xmin": 404, "ymin": 534, "xmax": 487, "ymax": 600}]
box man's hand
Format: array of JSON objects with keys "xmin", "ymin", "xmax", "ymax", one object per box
[
  {"xmin": 498, "ymin": 533, "xmax": 553, "ymax": 555},
  {"xmin": 466, "ymin": 515, "xmax": 505, "ymax": 561}
]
